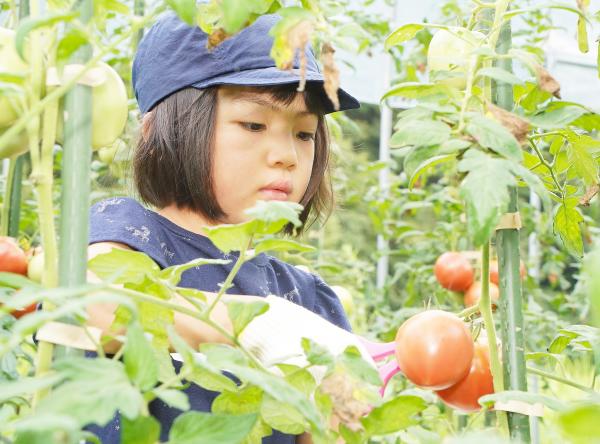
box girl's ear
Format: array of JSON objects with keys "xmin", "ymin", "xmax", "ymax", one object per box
[{"xmin": 141, "ymin": 111, "xmax": 154, "ymax": 141}]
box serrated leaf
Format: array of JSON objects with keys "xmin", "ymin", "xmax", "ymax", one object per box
[
  {"xmin": 56, "ymin": 29, "xmax": 89, "ymax": 64},
  {"xmin": 529, "ymin": 106, "xmax": 588, "ymax": 130},
  {"xmin": 224, "ymin": 299, "xmax": 269, "ymax": 337},
  {"xmin": 38, "ymin": 357, "xmax": 144, "ymax": 426},
  {"xmin": 121, "ymin": 415, "xmax": 160, "ymax": 444},
  {"xmin": 458, "ymin": 150, "xmax": 516, "ymax": 245},
  {"xmin": 465, "ymin": 114, "xmax": 522, "ymax": 161},
  {"xmin": 548, "ymin": 325, "xmax": 598, "ymax": 353},
  {"xmin": 361, "ymin": 395, "xmax": 427, "ymax": 436},
  {"xmin": 169, "ymin": 412, "xmax": 258, "ymax": 444},
  {"xmin": 554, "ymin": 202, "xmax": 584, "ymax": 257},
  {"xmin": 476, "ymin": 67, "xmax": 524, "ymax": 85},
  {"xmin": 390, "ymin": 119, "xmax": 451, "ymax": 148},
  {"xmin": 301, "ymin": 337, "xmax": 334, "ymax": 367},
  {"xmin": 276, "ymin": 364, "xmax": 316, "ymax": 396},
  {"xmin": 212, "ymin": 386, "xmax": 263, "ymax": 415},
  {"xmin": 254, "ymin": 238, "xmax": 315, "ymax": 255},
  {"xmin": 406, "ymin": 150, "xmax": 456, "ymax": 190},
  {"xmin": 340, "ymin": 346, "xmax": 381, "ymax": 386},
  {"xmin": 261, "ymin": 395, "xmax": 306, "ymax": 434},
  {"xmin": 566, "ymin": 137, "xmax": 599, "ymax": 185},
  {"xmin": 124, "ymin": 324, "xmax": 159, "ymax": 391},
  {"xmin": 88, "ymin": 249, "xmax": 160, "ymax": 284}
]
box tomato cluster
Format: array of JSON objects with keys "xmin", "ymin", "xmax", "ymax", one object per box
[
  {"xmin": 394, "ymin": 310, "xmax": 494, "ymax": 412},
  {"xmin": 0, "ymin": 237, "xmax": 38, "ymax": 319},
  {"xmin": 434, "ymin": 252, "xmax": 526, "ymax": 308}
]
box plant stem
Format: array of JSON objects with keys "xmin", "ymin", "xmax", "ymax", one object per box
[
  {"xmin": 526, "ymin": 366, "xmax": 597, "ymax": 394},
  {"xmin": 478, "ymin": 243, "xmax": 509, "ymax": 433},
  {"xmin": 529, "ymin": 141, "xmax": 564, "ymax": 194},
  {"xmin": 0, "ymin": 159, "xmax": 16, "ymax": 236},
  {"xmin": 457, "ymin": 304, "xmax": 481, "ymax": 319}
]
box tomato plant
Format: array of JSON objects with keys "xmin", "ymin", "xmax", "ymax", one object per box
[
  {"xmin": 434, "ymin": 251, "xmax": 474, "ymax": 292},
  {"xmin": 436, "ymin": 340, "xmax": 494, "ymax": 412},
  {"xmin": 394, "ymin": 310, "xmax": 474, "ymax": 389}
]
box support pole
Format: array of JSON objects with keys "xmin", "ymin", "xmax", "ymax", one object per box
[{"xmin": 494, "ymin": 19, "xmax": 531, "ymax": 443}]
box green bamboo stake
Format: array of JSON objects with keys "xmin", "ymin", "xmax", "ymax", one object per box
[
  {"xmin": 58, "ymin": 0, "xmax": 93, "ymax": 303},
  {"xmin": 494, "ymin": 17, "xmax": 531, "ymax": 443},
  {"xmin": 133, "ymin": 0, "xmax": 145, "ymax": 48}
]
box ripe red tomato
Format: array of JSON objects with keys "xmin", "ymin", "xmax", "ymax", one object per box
[
  {"xmin": 489, "ymin": 260, "xmax": 526, "ymax": 285},
  {"xmin": 464, "ymin": 281, "xmax": 500, "ymax": 308},
  {"xmin": 434, "ymin": 252, "xmax": 474, "ymax": 292},
  {"xmin": 395, "ymin": 310, "xmax": 474, "ymax": 390},
  {"xmin": 11, "ymin": 301, "xmax": 37, "ymax": 319},
  {"xmin": 0, "ymin": 236, "xmax": 28, "ymax": 275},
  {"xmin": 436, "ymin": 340, "xmax": 494, "ymax": 411}
]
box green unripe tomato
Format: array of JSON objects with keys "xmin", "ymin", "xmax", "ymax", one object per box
[
  {"xmin": 427, "ymin": 28, "xmax": 485, "ymax": 89},
  {"xmin": 98, "ymin": 138, "xmax": 126, "ymax": 164},
  {"xmin": 27, "ymin": 252, "xmax": 44, "ymax": 284},
  {"xmin": 0, "ymin": 28, "xmax": 28, "ymax": 127},
  {"xmin": 0, "ymin": 126, "xmax": 28, "ymax": 159},
  {"xmin": 56, "ymin": 62, "xmax": 129, "ymax": 150},
  {"xmin": 331, "ymin": 285, "xmax": 355, "ymax": 316}
]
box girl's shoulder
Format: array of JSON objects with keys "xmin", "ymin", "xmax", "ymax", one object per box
[{"xmin": 263, "ymin": 257, "xmax": 352, "ymax": 332}]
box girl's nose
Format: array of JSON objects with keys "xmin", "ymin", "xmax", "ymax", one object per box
[{"xmin": 266, "ymin": 134, "xmax": 298, "ymax": 169}]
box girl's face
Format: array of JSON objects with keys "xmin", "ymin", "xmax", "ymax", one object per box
[{"xmin": 213, "ymin": 86, "xmax": 318, "ymax": 224}]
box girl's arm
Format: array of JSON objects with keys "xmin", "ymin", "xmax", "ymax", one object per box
[{"xmin": 86, "ymin": 241, "xmax": 254, "ymax": 353}]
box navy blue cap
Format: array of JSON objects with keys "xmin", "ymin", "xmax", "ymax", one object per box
[{"xmin": 132, "ymin": 12, "xmax": 360, "ymax": 115}]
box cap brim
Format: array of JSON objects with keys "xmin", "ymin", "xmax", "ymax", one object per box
[{"xmin": 191, "ymin": 66, "xmax": 360, "ymax": 114}]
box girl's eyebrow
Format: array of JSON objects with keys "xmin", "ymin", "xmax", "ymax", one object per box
[{"xmin": 232, "ymin": 93, "xmax": 314, "ymax": 117}]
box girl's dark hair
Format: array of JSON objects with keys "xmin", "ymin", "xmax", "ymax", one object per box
[{"xmin": 132, "ymin": 84, "xmax": 333, "ymax": 235}]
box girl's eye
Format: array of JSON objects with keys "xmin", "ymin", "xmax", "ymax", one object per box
[
  {"xmin": 241, "ymin": 122, "xmax": 265, "ymax": 132},
  {"xmin": 298, "ymin": 132, "xmax": 316, "ymax": 142}
]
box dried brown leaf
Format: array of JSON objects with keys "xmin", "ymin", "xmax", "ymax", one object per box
[
  {"xmin": 487, "ymin": 103, "xmax": 531, "ymax": 145},
  {"xmin": 284, "ymin": 20, "xmax": 313, "ymax": 91},
  {"xmin": 579, "ymin": 183, "xmax": 600, "ymax": 206},
  {"xmin": 534, "ymin": 64, "xmax": 561, "ymax": 99},
  {"xmin": 207, "ymin": 28, "xmax": 230, "ymax": 50},
  {"xmin": 320, "ymin": 371, "xmax": 369, "ymax": 432},
  {"xmin": 321, "ymin": 42, "xmax": 340, "ymax": 111}
]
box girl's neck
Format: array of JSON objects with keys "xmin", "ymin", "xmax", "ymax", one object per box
[{"xmin": 156, "ymin": 204, "xmax": 210, "ymax": 236}]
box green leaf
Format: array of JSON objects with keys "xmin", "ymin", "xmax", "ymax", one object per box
[
  {"xmin": 458, "ymin": 150, "xmax": 516, "ymax": 245},
  {"xmin": 465, "ymin": 114, "xmax": 522, "ymax": 161},
  {"xmin": 558, "ymin": 403, "xmax": 600, "ymax": 444},
  {"xmin": 361, "ymin": 395, "xmax": 427, "ymax": 436},
  {"xmin": 168, "ymin": 412, "xmax": 258, "ymax": 444},
  {"xmin": 548, "ymin": 325, "xmax": 598, "ymax": 353},
  {"xmin": 88, "ymin": 249, "xmax": 160, "ymax": 284},
  {"xmin": 56, "ymin": 29, "xmax": 89, "ymax": 64},
  {"xmin": 212, "ymin": 386, "xmax": 263, "ymax": 415},
  {"xmin": 390, "ymin": 119, "xmax": 451, "ymax": 148},
  {"xmin": 276, "ymin": 364, "xmax": 316, "ymax": 396},
  {"xmin": 565, "ymin": 133, "xmax": 599, "ymax": 185},
  {"xmin": 159, "ymin": 257, "xmax": 230, "ymax": 286},
  {"xmin": 577, "ymin": 15, "xmax": 589, "ymax": 53},
  {"xmin": 244, "ymin": 200, "xmax": 303, "ymax": 228},
  {"xmin": 221, "ymin": 0, "xmax": 253, "ymax": 33},
  {"xmin": 479, "ymin": 390, "xmax": 565, "ymax": 411},
  {"xmin": 124, "ymin": 324, "xmax": 159, "ymax": 391},
  {"xmin": 476, "ymin": 67, "xmax": 524, "ymax": 85},
  {"xmin": 384, "ymin": 24, "xmax": 425, "ymax": 49},
  {"xmin": 154, "ymin": 389, "xmax": 190, "ymax": 411},
  {"xmin": 15, "ymin": 12, "xmax": 78, "ymax": 60},
  {"xmin": 0, "ymin": 271, "xmax": 42, "ymax": 289},
  {"xmin": 0, "ymin": 374, "xmax": 64, "ymax": 403},
  {"xmin": 224, "ymin": 299, "xmax": 269, "ymax": 337},
  {"xmin": 554, "ymin": 202, "xmax": 584, "ymax": 257},
  {"xmin": 301, "ymin": 337, "xmax": 334, "ymax": 367},
  {"xmin": 166, "ymin": 0, "xmax": 197, "ymax": 25},
  {"xmin": 339, "ymin": 346, "xmax": 381, "ymax": 387},
  {"xmin": 261, "ymin": 395, "xmax": 307, "ymax": 434},
  {"xmin": 14, "ymin": 414, "xmax": 81, "ymax": 444},
  {"xmin": 121, "ymin": 416, "xmax": 161, "ymax": 444},
  {"xmin": 408, "ymin": 154, "xmax": 456, "ymax": 189},
  {"xmin": 529, "ymin": 106, "xmax": 588, "ymax": 130},
  {"xmin": 382, "ymin": 82, "xmax": 446, "ymax": 100},
  {"xmin": 585, "ymin": 243, "xmax": 600, "ymax": 326},
  {"xmin": 254, "ymin": 238, "xmax": 315, "ymax": 255},
  {"xmin": 38, "ymin": 357, "xmax": 144, "ymax": 426}
]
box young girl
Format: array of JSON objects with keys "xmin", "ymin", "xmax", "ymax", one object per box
[{"xmin": 86, "ymin": 11, "xmax": 370, "ymax": 444}]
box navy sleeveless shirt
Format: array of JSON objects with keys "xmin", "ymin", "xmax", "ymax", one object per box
[{"xmin": 86, "ymin": 197, "xmax": 351, "ymax": 443}]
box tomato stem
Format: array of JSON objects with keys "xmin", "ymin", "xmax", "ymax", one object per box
[
  {"xmin": 478, "ymin": 242, "xmax": 509, "ymax": 434},
  {"xmin": 526, "ymin": 366, "xmax": 597, "ymax": 394},
  {"xmin": 0, "ymin": 159, "xmax": 16, "ymax": 236}
]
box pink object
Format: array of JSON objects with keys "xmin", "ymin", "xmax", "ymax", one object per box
[{"xmin": 356, "ymin": 336, "xmax": 402, "ymax": 396}]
